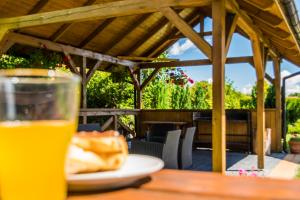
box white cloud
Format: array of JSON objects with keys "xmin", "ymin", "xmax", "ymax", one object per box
[
  {"xmin": 169, "ymin": 39, "xmax": 195, "ymax": 56},
  {"xmin": 241, "ymin": 84, "xmax": 253, "ymax": 94},
  {"xmin": 281, "ymin": 70, "xmax": 300, "ymax": 95}
]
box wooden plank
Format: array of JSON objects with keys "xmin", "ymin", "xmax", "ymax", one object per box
[
  {"xmin": 140, "ymin": 68, "xmax": 161, "ymax": 91},
  {"xmin": 7, "ymin": 32, "xmax": 134, "ymax": 66},
  {"xmin": 225, "ymin": 13, "xmax": 238, "ymax": 56},
  {"xmin": 0, "ymin": 30, "xmax": 13, "ymax": 54},
  {"xmin": 0, "ymin": 0, "xmax": 211, "ymax": 30},
  {"xmin": 160, "ymin": 7, "xmax": 212, "ymax": 60},
  {"xmin": 212, "ymin": 0, "xmax": 226, "ymax": 173},
  {"xmin": 79, "ymin": 18, "xmax": 115, "ymax": 48},
  {"xmin": 139, "ymin": 56, "xmax": 254, "ymax": 68},
  {"xmin": 113, "ymin": 115, "xmax": 118, "ymax": 130},
  {"xmin": 27, "ymin": 0, "xmax": 49, "ymax": 14},
  {"xmin": 273, "ymin": 57, "xmax": 282, "ymax": 151},
  {"xmin": 86, "ymin": 60, "xmax": 102, "ymax": 83},
  {"xmin": 103, "ymin": 14, "xmax": 151, "ymax": 53},
  {"xmin": 49, "ymin": 0, "xmax": 97, "ymax": 42}
]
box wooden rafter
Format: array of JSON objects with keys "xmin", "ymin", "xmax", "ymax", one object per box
[
  {"xmin": 147, "ymin": 13, "xmax": 201, "ymax": 57},
  {"xmin": 140, "ymin": 68, "xmax": 161, "ymax": 91},
  {"xmin": 269, "ymin": 36, "xmax": 295, "ymax": 49},
  {"xmin": 49, "ymin": 0, "xmax": 97, "ymax": 42},
  {"xmin": 0, "ymin": 29, "xmax": 12, "ymax": 54},
  {"xmin": 225, "ymin": 13, "xmax": 238, "ymax": 56},
  {"xmin": 243, "ymin": 0, "xmax": 274, "ymax": 10},
  {"xmin": 79, "ymin": 18, "xmax": 115, "ymax": 48},
  {"xmin": 7, "ymin": 32, "xmax": 134, "ymax": 66},
  {"xmin": 170, "ymin": 31, "xmax": 213, "ymax": 40},
  {"xmin": 86, "ymin": 60, "xmax": 102, "ymax": 83},
  {"xmin": 0, "ymin": 0, "xmax": 211, "ymax": 30},
  {"xmin": 237, "ymin": 0, "xmax": 282, "ymax": 27},
  {"xmin": 160, "ymin": 7, "xmax": 212, "ymax": 60},
  {"xmin": 28, "ymin": 0, "xmax": 49, "ymax": 14},
  {"xmin": 254, "ymin": 20, "xmax": 290, "ymax": 40},
  {"xmin": 118, "ymin": 56, "xmax": 178, "ymax": 62},
  {"xmin": 103, "ymin": 14, "xmax": 152, "ymax": 54},
  {"xmin": 139, "ymin": 56, "xmax": 254, "ymax": 68}
]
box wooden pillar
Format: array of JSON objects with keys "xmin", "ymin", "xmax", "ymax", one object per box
[
  {"xmin": 136, "ymin": 69, "xmax": 142, "ymax": 109},
  {"xmin": 81, "ymin": 56, "xmax": 87, "ymax": 124},
  {"xmin": 212, "ymin": 0, "xmax": 226, "ymax": 173},
  {"xmin": 251, "ymin": 35, "xmax": 265, "ymax": 169},
  {"xmin": 273, "ymin": 57, "xmax": 282, "ymax": 151},
  {"xmin": 0, "ymin": 28, "xmax": 11, "ymax": 54}
]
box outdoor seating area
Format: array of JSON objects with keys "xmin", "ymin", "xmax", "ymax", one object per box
[{"xmin": 1, "ymin": 0, "xmax": 300, "ymax": 199}]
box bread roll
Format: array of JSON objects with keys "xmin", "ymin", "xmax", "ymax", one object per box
[{"xmin": 66, "ymin": 131, "xmax": 128, "ymax": 174}]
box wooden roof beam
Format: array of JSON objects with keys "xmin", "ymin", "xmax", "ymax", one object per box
[
  {"xmin": 0, "ymin": 0, "xmax": 211, "ymax": 30},
  {"xmin": 117, "ymin": 56, "xmax": 179, "ymax": 62},
  {"xmin": 28, "ymin": 0, "xmax": 50, "ymax": 14},
  {"xmin": 225, "ymin": 13, "xmax": 238, "ymax": 56},
  {"xmin": 243, "ymin": 0, "xmax": 274, "ymax": 10},
  {"xmin": 49, "ymin": 0, "xmax": 97, "ymax": 42},
  {"xmin": 159, "ymin": 7, "xmax": 212, "ymax": 60},
  {"xmin": 254, "ymin": 20, "xmax": 290, "ymax": 40},
  {"xmin": 79, "ymin": 18, "xmax": 115, "ymax": 48},
  {"xmin": 226, "ymin": 0, "xmax": 279, "ymax": 58},
  {"xmin": 103, "ymin": 14, "xmax": 152, "ymax": 54},
  {"xmin": 237, "ymin": 0, "xmax": 283, "ymax": 27},
  {"xmin": 7, "ymin": 32, "xmax": 134, "ymax": 66},
  {"xmin": 138, "ymin": 56, "xmax": 254, "ymax": 68}
]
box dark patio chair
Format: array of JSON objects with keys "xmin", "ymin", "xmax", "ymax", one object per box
[
  {"xmin": 146, "ymin": 123, "xmax": 177, "ymax": 143},
  {"xmin": 77, "ymin": 123, "xmax": 101, "ymax": 132},
  {"xmin": 179, "ymin": 127, "xmax": 196, "ymax": 169},
  {"xmin": 130, "ymin": 130, "xmax": 181, "ymax": 169}
]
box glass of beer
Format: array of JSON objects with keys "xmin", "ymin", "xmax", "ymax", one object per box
[{"xmin": 0, "ymin": 69, "xmax": 81, "ymax": 200}]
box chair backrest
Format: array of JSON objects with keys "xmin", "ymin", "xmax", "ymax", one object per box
[
  {"xmin": 180, "ymin": 127, "xmax": 196, "ymax": 169},
  {"xmin": 77, "ymin": 123, "xmax": 101, "ymax": 132},
  {"xmin": 162, "ymin": 129, "xmax": 181, "ymax": 169}
]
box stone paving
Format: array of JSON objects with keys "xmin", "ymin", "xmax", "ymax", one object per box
[{"xmin": 188, "ymin": 149, "xmax": 287, "ymax": 177}]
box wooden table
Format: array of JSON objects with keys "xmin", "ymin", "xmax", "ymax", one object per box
[{"xmin": 68, "ymin": 170, "xmax": 300, "ymax": 200}]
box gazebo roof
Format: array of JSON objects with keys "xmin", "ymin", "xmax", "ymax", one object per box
[{"xmin": 0, "ymin": 0, "xmax": 300, "ymax": 67}]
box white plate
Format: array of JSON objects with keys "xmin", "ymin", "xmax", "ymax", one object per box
[{"xmin": 67, "ymin": 154, "xmax": 164, "ymax": 192}]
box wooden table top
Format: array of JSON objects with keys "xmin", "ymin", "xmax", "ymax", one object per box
[
  {"xmin": 142, "ymin": 121, "xmax": 188, "ymax": 125},
  {"xmin": 68, "ymin": 169, "xmax": 300, "ymax": 200}
]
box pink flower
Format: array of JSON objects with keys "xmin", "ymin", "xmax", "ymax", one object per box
[{"xmin": 238, "ymin": 169, "xmax": 247, "ymax": 176}]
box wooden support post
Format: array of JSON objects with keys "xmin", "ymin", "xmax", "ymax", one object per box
[
  {"xmin": 212, "ymin": 0, "xmax": 226, "ymax": 174},
  {"xmin": 0, "ymin": 28, "xmax": 10, "ymax": 54},
  {"xmin": 225, "ymin": 13, "xmax": 238, "ymax": 56},
  {"xmin": 0, "ymin": 30, "xmax": 13, "ymax": 54},
  {"xmin": 251, "ymin": 35, "xmax": 265, "ymax": 169},
  {"xmin": 273, "ymin": 57, "xmax": 282, "ymax": 151},
  {"xmin": 113, "ymin": 115, "xmax": 118, "ymax": 131},
  {"xmin": 81, "ymin": 56, "xmax": 87, "ymax": 124},
  {"xmin": 200, "ymin": 15, "xmax": 205, "ymax": 34}
]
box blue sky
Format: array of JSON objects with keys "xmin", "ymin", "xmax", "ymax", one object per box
[{"xmin": 166, "ymin": 1, "xmax": 300, "ymax": 94}]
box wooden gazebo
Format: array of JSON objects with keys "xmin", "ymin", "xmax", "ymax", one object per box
[{"xmin": 0, "ymin": 0, "xmax": 299, "ymax": 174}]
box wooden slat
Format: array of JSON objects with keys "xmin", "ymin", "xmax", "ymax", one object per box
[
  {"xmin": 140, "ymin": 68, "xmax": 161, "ymax": 91},
  {"xmin": 212, "ymin": 0, "xmax": 226, "ymax": 173},
  {"xmin": 103, "ymin": 14, "xmax": 151, "ymax": 53},
  {"xmin": 0, "ymin": 0, "xmax": 211, "ymax": 30},
  {"xmin": 139, "ymin": 56, "xmax": 254, "ymax": 68},
  {"xmin": 49, "ymin": 0, "xmax": 97, "ymax": 42},
  {"xmin": 86, "ymin": 60, "xmax": 102, "ymax": 83},
  {"xmin": 7, "ymin": 32, "xmax": 134, "ymax": 66},
  {"xmin": 225, "ymin": 13, "xmax": 238, "ymax": 56},
  {"xmin": 160, "ymin": 7, "xmax": 212, "ymax": 60},
  {"xmin": 273, "ymin": 57, "xmax": 282, "ymax": 151},
  {"xmin": 27, "ymin": 0, "xmax": 49, "ymax": 14},
  {"xmin": 79, "ymin": 18, "xmax": 115, "ymax": 48}
]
